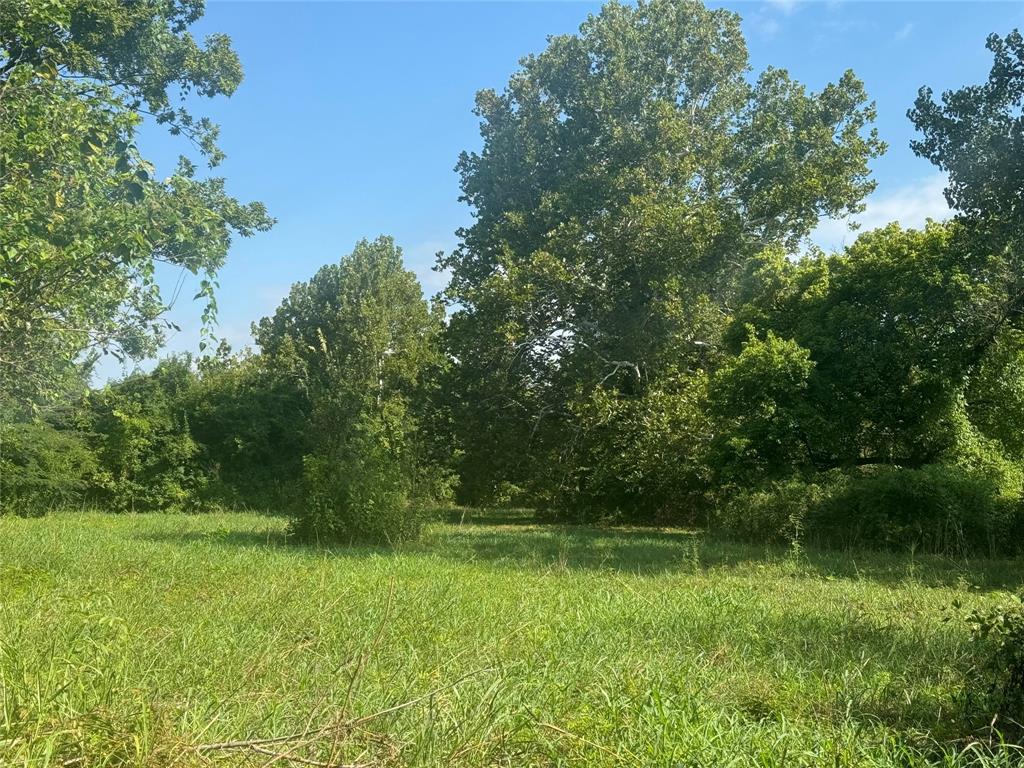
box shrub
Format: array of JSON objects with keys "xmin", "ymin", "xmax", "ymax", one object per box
[
  {"xmin": 293, "ymin": 457, "xmax": 422, "ymax": 546},
  {"xmin": 188, "ymin": 349, "xmax": 309, "ymax": 511},
  {"xmin": 714, "ymin": 476, "xmax": 832, "ymax": 545},
  {"xmin": 963, "ymin": 593, "xmax": 1024, "ymax": 739},
  {"xmin": 561, "ymin": 380, "xmax": 713, "ymax": 525},
  {"xmin": 88, "ymin": 392, "xmax": 205, "ymax": 513},
  {"xmin": 813, "ymin": 464, "xmax": 1018, "ymax": 556},
  {"xmin": 0, "ymin": 421, "xmax": 98, "ymax": 515},
  {"xmin": 290, "ymin": 414, "xmax": 424, "ymax": 545},
  {"xmin": 714, "ymin": 463, "xmax": 1022, "ymax": 556},
  {"xmin": 86, "ymin": 358, "xmax": 211, "ymax": 513}
]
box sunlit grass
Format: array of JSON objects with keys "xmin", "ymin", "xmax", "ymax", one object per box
[{"xmin": 1, "ymin": 511, "xmax": 1022, "ymax": 766}]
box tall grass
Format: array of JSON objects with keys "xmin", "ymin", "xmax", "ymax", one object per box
[{"xmin": 1, "ymin": 511, "xmax": 1022, "ymax": 766}]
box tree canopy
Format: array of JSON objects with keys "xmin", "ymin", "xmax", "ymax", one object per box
[
  {"xmin": 909, "ymin": 30, "xmax": 1024, "ymax": 371},
  {"xmin": 257, "ymin": 237, "xmax": 450, "ymax": 542},
  {"xmin": 0, "ymin": 0, "xmax": 272, "ymax": 405},
  {"xmin": 441, "ymin": 0, "xmax": 883, "ymax": 504},
  {"xmin": 4, "ymin": 0, "xmax": 1024, "ymax": 557}
]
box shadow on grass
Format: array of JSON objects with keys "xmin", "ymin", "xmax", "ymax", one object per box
[
  {"xmin": 127, "ymin": 514, "xmax": 1010, "ymax": 745},
  {"xmin": 139, "ymin": 527, "xmax": 293, "ymax": 549},
  {"xmin": 702, "ymin": 607, "xmax": 986, "ymax": 743},
  {"xmin": 432, "ymin": 525, "xmax": 1023, "ymax": 589},
  {"xmin": 136, "ymin": 508, "xmax": 1024, "ymax": 590},
  {"xmin": 432, "ymin": 523, "xmax": 708, "ymax": 573}
]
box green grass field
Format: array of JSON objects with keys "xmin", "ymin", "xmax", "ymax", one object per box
[{"xmin": 1, "ymin": 511, "xmax": 1022, "ymax": 767}]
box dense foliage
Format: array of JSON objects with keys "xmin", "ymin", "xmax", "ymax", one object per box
[
  {"xmin": 440, "ymin": 0, "xmax": 883, "ymax": 508},
  {"xmin": 256, "ymin": 237, "xmax": 451, "ymax": 543},
  {"xmin": 0, "ymin": 418, "xmax": 97, "ymax": 514},
  {"xmin": 2, "ymin": 3, "xmax": 1024, "ymax": 753},
  {"xmin": 963, "ymin": 593, "xmax": 1024, "ymax": 738},
  {"xmin": 0, "ymin": 0, "xmax": 272, "ymax": 404},
  {"xmin": 2, "ymin": 0, "xmax": 1023, "ymax": 556}
]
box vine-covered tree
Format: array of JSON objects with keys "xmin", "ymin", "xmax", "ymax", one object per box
[
  {"xmin": 910, "ymin": 29, "xmax": 1024, "ymax": 370},
  {"xmin": 718, "ymin": 220, "xmax": 1024, "ymax": 551},
  {"xmin": 726, "ymin": 224, "xmax": 984, "ymax": 473},
  {"xmin": 86, "ymin": 356, "xmax": 203, "ymax": 513},
  {"xmin": 910, "ymin": 30, "xmax": 1023, "ymax": 246},
  {"xmin": 441, "ymin": 0, "xmax": 883, "ymax": 509}
]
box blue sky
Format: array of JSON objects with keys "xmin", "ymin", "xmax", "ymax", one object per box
[{"xmin": 101, "ymin": 0, "xmax": 1024, "ymax": 382}]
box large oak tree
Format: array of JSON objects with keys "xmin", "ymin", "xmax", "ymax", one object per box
[{"xmin": 441, "ymin": 0, "xmax": 883, "ymax": 506}]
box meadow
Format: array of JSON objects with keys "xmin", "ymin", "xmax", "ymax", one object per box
[{"xmin": 2, "ymin": 511, "xmax": 1022, "ymax": 767}]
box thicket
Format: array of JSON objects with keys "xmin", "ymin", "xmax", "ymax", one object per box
[
  {"xmin": 715, "ymin": 467, "xmax": 1022, "ymax": 557},
  {"xmin": 3, "ymin": 1, "xmax": 1024, "ymax": 556},
  {"xmin": 2, "ymin": 240, "xmax": 452, "ymax": 543},
  {"xmin": 0, "ymin": 419, "xmax": 97, "ymax": 515}
]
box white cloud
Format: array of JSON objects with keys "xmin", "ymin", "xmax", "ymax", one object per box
[
  {"xmin": 404, "ymin": 239, "xmax": 454, "ymax": 296},
  {"xmin": 893, "ymin": 22, "xmax": 915, "ymax": 42},
  {"xmin": 745, "ymin": 7, "xmax": 784, "ymax": 40},
  {"xmin": 757, "ymin": 16, "xmax": 782, "ymax": 39},
  {"xmin": 766, "ymin": 0, "xmax": 800, "ymax": 15},
  {"xmin": 747, "ymin": 0, "xmax": 801, "ymax": 40},
  {"xmin": 811, "ymin": 173, "xmax": 950, "ymax": 252}
]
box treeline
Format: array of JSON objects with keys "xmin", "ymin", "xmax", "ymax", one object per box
[
  {"xmin": 3, "ymin": 238, "xmax": 453, "ymax": 543},
  {"xmin": 3, "ymin": 1, "xmax": 1024, "ymax": 554}
]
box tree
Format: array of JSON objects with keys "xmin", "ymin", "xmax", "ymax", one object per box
[
  {"xmin": 186, "ymin": 346, "xmax": 309, "ymax": 510},
  {"xmin": 909, "ymin": 29, "xmax": 1024, "ymax": 363},
  {"xmin": 562, "ymin": 374, "xmax": 713, "ymax": 521},
  {"xmin": 723, "ymin": 217, "xmax": 1024, "ymax": 520},
  {"xmin": 256, "ymin": 237, "xmax": 450, "ymax": 543},
  {"xmin": 708, "ymin": 331, "xmax": 815, "ymax": 484},
  {"xmin": 968, "ymin": 329, "xmax": 1024, "ymax": 460},
  {"xmin": 441, "ymin": 0, "xmax": 883, "ymax": 507},
  {"xmin": 728, "ymin": 223, "xmax": 988, "ymax": 472},
  {"xmin": 0, "ymin": 0, "xmax": 272, "ymax": 404}
]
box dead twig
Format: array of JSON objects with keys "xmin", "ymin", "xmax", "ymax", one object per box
[
  {"xmin": 197, "ymin": 731, "xmax": 319, "ymax": 752},
  {"xmin": 350, "ymin": 667, "xmax": 497, "ymax": 727},
  {"xmin": 195, "ymin": 666, "xmax": 496, "ymax": 755},
  {"xmin": 249, "ymin": 743, "xmax": 367, "ymax": 768}
]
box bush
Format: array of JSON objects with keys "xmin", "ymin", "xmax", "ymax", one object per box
[
  {"xmin": 86, "ymin": 358, "xmax": 211, "ymax": 513},
  {"xmin": 290, "ymin": 420, "xmax": 424, "ymax": 545},
  {"xmin": 188, "ymin": 350, "xmax": 309, "ymax": 511},
  {"xmin": 560, "ymin": 380, "xmax": 713, "ymax": 525},
  {"xmin": 813, "ymin": 464, "xmax": 1017, "ymax": 556},
  {"xmin": 715, "ymin": 463, "xmax": 1023, "ymax": 556},
  {"xmin": 708, "ymin": 332, "xmax": 816, "ymax": 485},
  {"xmin": 963, "ymin": 593, "xmax": 1024, "ymax": 740},
  {"xmin": 715, "ymin": 476, "xmax": 831, "ymax": 545},
  {"xmin": 0, "ymin": 421, "xmax": 98, "ymax": 515}
]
